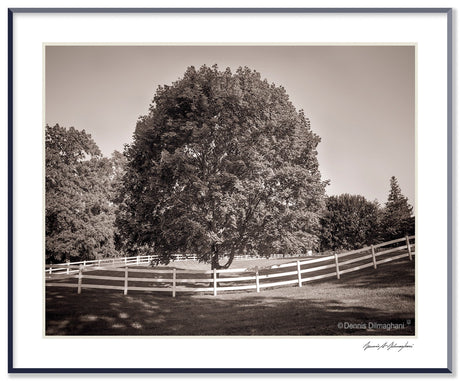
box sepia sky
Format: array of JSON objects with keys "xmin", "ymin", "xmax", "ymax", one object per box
[{"xmin": 46, "ymin": 45, "xmax": 415, "ymax": 207}]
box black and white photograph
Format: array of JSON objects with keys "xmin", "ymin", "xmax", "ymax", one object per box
[{"xmin": 44, "ymin": 45, "xmax": 416, "ymax": 337}]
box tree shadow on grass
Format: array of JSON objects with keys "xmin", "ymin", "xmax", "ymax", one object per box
[
  {"xmin": 46, "ymin": 280, "xmax": 415, "ymax": 336},
  {"xmin": 335, "ymin": 258, "xmax": 415, "ymax": 290}
]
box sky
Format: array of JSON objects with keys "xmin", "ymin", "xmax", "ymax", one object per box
[{"xmin": 45, "ymin": 45, "xmax": 415, "ymax": 207}]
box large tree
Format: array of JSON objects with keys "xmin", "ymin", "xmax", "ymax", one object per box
[
  {"xmin": 320, "ymin": 194, "xmax": 381, "ymax": 252},
  {"xmin": 117, "ymin": 65, "xmax": 327, "ymax": 269},
  {"xmin": 380, "ymin": 176, "xmax": 414, "ymax": 241},
  {"xmin": 45, "ymin": 124, "xmax": 117, "ymax": 263}
]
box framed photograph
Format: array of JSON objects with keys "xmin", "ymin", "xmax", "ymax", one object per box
[{"xmin": 8, "ymin": 8, "xmax": 453, "ymax": 373}]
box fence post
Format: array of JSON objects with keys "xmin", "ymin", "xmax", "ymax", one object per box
[
  {"xmin": 124, "ymin": 257, "xmax": 127, "ymax": 265},
  {"xmin": 67, "ymin": 262, "xmax": 70, "ymax": 275},
  {"xmin": 297, "ymin": 260, "xmax": 302, "ymax": 287},
  {"xmin": 371, "ymin": 245, "xmax": 377, "ymax": 269},
  {"xmin": 137, "ymin": 256, "xmax": 140, "ymax": 265},
  {"xmin": 255, "ymin": 266, "xmax": 260, "ymax": 293},
  {"xmin": 77, "ymin": 265, "xmax": 83, "ymax": 294},
  {"xmin": 172, "ymin": 268, "xmax": 176, "ymax": 298},
  {"xmin": 124, "ymin": 266, "xmax": 128, "ymax": 295},
  {"xmin": 334, "ymin": 254, "xmax": 340, "ymax": 280},
  {"xmin": 406, "ymin": 236, "xmax": 413, "ymax": 261},
  {"xmin": 213, "ymin": 268, "xmax": 217, "ymax": 296},
  {"xmin": 83, "ymin": 260, "xmax": 86, "ymax": 267},
  {"xmin": 98, "ymin": 259, "xmax": 101, "ymax": 267},
  {"xmin": 49, "ymin": 266, "xmax": 52, "ymax": 275}
]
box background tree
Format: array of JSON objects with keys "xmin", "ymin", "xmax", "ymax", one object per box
[
  {"xmin": 45, "ymin": 124, "xmax": 117, "ymax": 263},
  {"xmin": 320, "ymin": 194, "xmax": 381, "ymax": 252},
  {"xmin": 380, "ymin": 176, "xmax": 415, "ymax": 241},
  {"xmin": 109, "ymin": 150, "xmax": 130, "ymax": 254},
  {"xmin": 117, "ymin": 65, "xmax": 327, "ymax": 269}
]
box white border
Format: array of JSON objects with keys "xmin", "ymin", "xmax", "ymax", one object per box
[{"xmin": 12, "ymin": 10, "xmax": 448, "ymax": 370}]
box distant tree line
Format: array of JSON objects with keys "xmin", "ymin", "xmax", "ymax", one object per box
[
  {"xmin": 45, "ymin": 65, "xmax": 414, "ymax": 266},
  {"xmin": 319, "ymin": 177, "xmax": 415, "ymax": 253}
]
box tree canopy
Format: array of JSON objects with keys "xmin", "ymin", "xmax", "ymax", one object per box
[
  {"xmin": 45, "ymin": 124, "xmax": 118, "ymax": 263},
  {"xmin": 320, "ymin": 194, "xmax": 381, "ymax": 252},
  {"xmin": 116, "ymin": 65, "xmax": 327, "ymax": 269}
]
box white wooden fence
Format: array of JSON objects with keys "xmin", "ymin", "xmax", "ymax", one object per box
[
  {"xmin": 45, "ymin": 252, "xmax": 311, "ymax": 276},
  {"xmin": 46, "ymin": 236, "xmax": 415, "ymax": 297}
]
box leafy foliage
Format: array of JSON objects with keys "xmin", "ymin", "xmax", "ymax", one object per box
[
  {"xmin": 380, "ymin": 176, "xmax": 414, "ymax": 241},
  {"xmin": 320, "ymin": 194, "xmax": 381, "ymax": 252},
  {"xmin": 116, "ymin": 65, "xmax": 327, "ymax": 269},
  {"xmin": 45, "ymin": 124, "xmax": 118, "ymax": 263}
]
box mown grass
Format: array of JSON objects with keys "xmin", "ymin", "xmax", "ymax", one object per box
[{"xmin": 46, "ymin": 258, "xmax": 415, "ymax": 336}]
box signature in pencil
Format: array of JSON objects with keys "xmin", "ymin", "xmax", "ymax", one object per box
[{"xmin": 363, "ymin": 341, "xmax": 414, "ymax": 352}]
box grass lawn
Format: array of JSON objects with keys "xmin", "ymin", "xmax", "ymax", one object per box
[{"xmin": 46, "ymin": 257, "xmax": 415, "ymax": 336}]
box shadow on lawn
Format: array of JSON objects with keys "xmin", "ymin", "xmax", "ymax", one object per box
[
  {"xmin": 46, "ymin": 287, "xmax": 414, "ymax": 337},
  {"xmin": 336, "ymin": 259, "xmax": 415, "ymax": 290}
]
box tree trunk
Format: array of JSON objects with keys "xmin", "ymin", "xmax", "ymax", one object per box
[{"xmin": 209, "ymin": 245, "xmax": 236, "ymax": 285}]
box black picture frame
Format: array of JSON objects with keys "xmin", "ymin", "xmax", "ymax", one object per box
[{"xmin": 8, "ymin": 7, "xmax": 453, "ymax": 374}]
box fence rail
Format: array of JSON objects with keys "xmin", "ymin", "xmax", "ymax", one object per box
[
  {"xmin": 46, "ymin": 235, "xmax": 415, "ymax": 297},
  {"xmin": 45, "ymin": 254, "xmax": 315, "ymax": 275}
]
